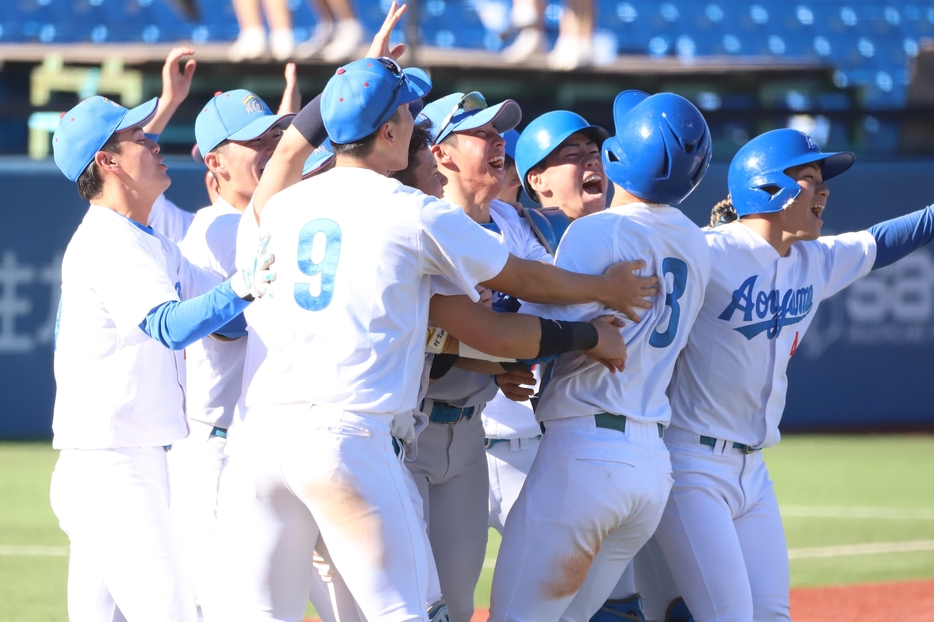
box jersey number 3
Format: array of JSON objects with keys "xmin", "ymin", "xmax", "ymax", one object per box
[
  {"xmin": 295, "ymin": 219, "xmax": 342, "ymax": 311},
  {"xmin": 649, "ymin": 257, "xmax": 688, "ymax": 349}
]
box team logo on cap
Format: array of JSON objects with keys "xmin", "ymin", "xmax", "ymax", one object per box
[{"xmin": 242, "ymin": 93, "xmax": 269, "ymax": 115}]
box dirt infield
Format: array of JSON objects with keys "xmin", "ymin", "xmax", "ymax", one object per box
[
  {"xmin": 305, "ymin": 579, "xmax": 934, "ymax": 622},
  {"xmin": 789, "ymin": 579, "xmax": 934, "ymax": 622}
]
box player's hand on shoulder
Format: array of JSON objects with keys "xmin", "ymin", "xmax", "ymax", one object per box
[
  {"xmin": 600, "ymin": 259, "xmax": 658, "ymax": 323},
  {"xmin": 476, "ymin": 286, "xmax": 493, "ymax": 309},
  {"xmin": 585, "ymin": 315, "xmax": 627, "ymax": 373},
  {"xmin": 232, "ymin": 234, "xmax": 277, "ymax": 300},
  {"xmin": 495, "ymin": 367, "xmax": 536, "ymax": 401}
]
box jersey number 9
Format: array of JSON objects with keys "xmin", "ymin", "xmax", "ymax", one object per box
[{"xmin": 295, "ymin": 219, "xmax": 342, "ymax": 311}]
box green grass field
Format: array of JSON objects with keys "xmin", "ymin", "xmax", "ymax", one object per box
[{"xmin": 2, "ymin": 435, "xmax": 933, "ymax": 621}]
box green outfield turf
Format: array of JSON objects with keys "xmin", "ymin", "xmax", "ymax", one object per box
[{"xmin": 2, "ymin": 435, "xmax": 933, "ymax": 621}]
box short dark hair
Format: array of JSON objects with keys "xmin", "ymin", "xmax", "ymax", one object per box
[
  {"xmin": 331, "ymin": 108, "xmax": 403, "ymax": 160},
  {"xmin": 390, "ymin": 119, "xmax": 434, "ymax": 188},
  {"xmin": 76, "ymin": 134, "xmax": 122, "ymax": 201}
]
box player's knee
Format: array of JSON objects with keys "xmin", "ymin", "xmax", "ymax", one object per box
[
  {"xmin": 751, "ymin": 594, "xmax": 790, "ymax": 622},
  {"xmin": 665, "ymin": 597, "xmax": 695, "ymax": 622},
  {"xmin": 590, "ymin": 593, "xmax": 646, "ymax": 622}
]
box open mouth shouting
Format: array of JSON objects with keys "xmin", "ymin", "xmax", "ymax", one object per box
[
  {"xmin": 582, "ymin": 173, "xmax": 604, "ymax": 195},
  {"xmin": 811, "ymin": 203, "xmax": 825, "ymax": 219},
  {"xmin": 488, "ymin": 155, "xmax": 505, "ymax": 172}
]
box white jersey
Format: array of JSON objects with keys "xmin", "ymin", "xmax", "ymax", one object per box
[
  {"xmin": 424, "ymin": 199, "xmax": 551, "ymax": 408},
  {"xmin": 480, "ymin": 199, "xmax": 553, "ymax": 439},
  {"xmin": 178, "ymin": 198, "xmax": 244, "ymax": 429},
  {"xmin": 53, "ymin": 205, "xmax": 211, "ymax": 449},
  {"xmin": 149, "ymin": 194, "xmax": 195, "ymax": 244},
  {"xmin": 241, "ymin": 167, "xmax": 509, "ymax": 415},
  {"xmin": 668, "ymin": 222, "xmax": 876, "ymax": 448},
  {"xmin": 523, "ymin": 203, "xmax": 711, "ymax": 425}
]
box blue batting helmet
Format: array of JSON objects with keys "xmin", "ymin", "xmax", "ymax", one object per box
[
  {"xmin": 603, "ymin": 90, "xmax": 711, "ymax": 207},
  {"xmin": 516, "ymin": 110, "xmax": 608, "ymax": 203},
  {"xmin": 728, "ymin": 129, "xmax": 854, "ymax": 218}
]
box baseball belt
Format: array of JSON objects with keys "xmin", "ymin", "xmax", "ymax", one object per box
[{"xmin": 699, "ymin": 435, "xmax": 760, "ymax": 454}]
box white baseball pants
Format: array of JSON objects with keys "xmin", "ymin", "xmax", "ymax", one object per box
[
  {"xmin": 166, "ymin": 419, "xmax": 227, "ymax": 617},
  {"xmin": 489, "ymin": 416, "xmax": 672, "ymax": 622},
  {"xmin": 50, "ymin": 446, "xmax": 198, "ymax": 622},
  {"xmin": 486, "ymin": 436, "xmax": 541, "ymax": 534},
  {"xmin": 653, "ymin": 427, "xmax": 791, "ymax": 622},
  {"xmin": 211, "ymin": 406, "xmax": 432, "ymax": 622}
]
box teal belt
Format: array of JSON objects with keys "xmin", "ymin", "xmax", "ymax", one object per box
[
  {"xmin": 483, "ymin": 435, "xmax": 542, "ymax": 449},
  {"xmin": 700, "ymin": 435, "xmax": 760, "ymax": 454},
  {"xmin": 211, "ymin": 426, "xmax": 228, "ymax": 439},
  {"xmin": 424, "ymin": 400, "xmax": 476, "ymax": 424},
  {"xmin": 595, "ymin": 412, "xmax": 664, "ymax": 438}
]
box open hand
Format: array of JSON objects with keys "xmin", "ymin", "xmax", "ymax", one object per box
[
  {"xmin": 584, "ymin": 315, "xmax": 627, "ymax": 373},
  {"xmin": 601, "ymin": 259, "xmax": 658, "ymax": 323},
  {"xmin": 495, "ymin": 367, "xmax": 536, "ymax": 401},
  {"xmin": 366, "ymin": 1, "xmax": 407, "ymax": 61}
]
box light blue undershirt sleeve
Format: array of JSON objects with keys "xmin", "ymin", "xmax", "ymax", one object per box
[
  {"xmin": 867, "ymin": 204, "xmax": 934, "ymax": 270},
  {"xmin": 138, "ymin": 279, "xmax": 250, "ymax": 350}
]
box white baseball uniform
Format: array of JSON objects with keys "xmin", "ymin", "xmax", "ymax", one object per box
[
  {"xmin": 211, "ymin": 167, "xmax": 509, "ymax": 622},
  {"xmin": 50, "ymin": 205, "xmax": 213, "ymax": 622},
  {"xmin": 654, "ymin": 222, "xmax": 876, "ymax": 622},
  {"xmin": 149, "ymin": 193, "xmax": 195, "ymax": 244},
  {"xmin": 489, "ymin": 203, "xmax": 711, "ymax": 622},
  {"xmin": 407, "ymin": 198, "xmax": 551, "ymax": 622},
  {"xmin": 168, "ymin": 197, "xmax": 242, "ymax": 614}
]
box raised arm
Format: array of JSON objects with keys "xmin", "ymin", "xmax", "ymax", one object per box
[{"xmin": 143, "ymin": 47, "xmax": 197, "ymax": 137}]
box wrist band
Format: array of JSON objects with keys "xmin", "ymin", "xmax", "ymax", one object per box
[
  {"xmin": 537, "ymin": 318, "xmax": 599, "ymax": 359},
  {"xmin": 291, "ymin": 94, "xmax": 327, "ymax": 148}
]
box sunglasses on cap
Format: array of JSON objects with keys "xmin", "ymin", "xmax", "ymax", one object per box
[
  {"xmin": 434, "ymin": 91, "xmax": 487, "ymax": 145},
  {"xmin": 373, "ymin": 56, "xmax": 410, "ymax": 123}
]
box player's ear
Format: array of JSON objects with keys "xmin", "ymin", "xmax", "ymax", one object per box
[
  {"xmin": 93, "ymin": 150, "xmax": 119, "ymax": 173},
  {"xmin": 527, "ymin": 167, "xmax": 550, "ymax": 198},
  {"xmin": 378, "ymin": 120, "xmax": 396, "ymax": 146},
  {"xmin": 431, "ymin": 143, "xmax": 453, "ymax": 166},
  {"xmin": 203, "ymin": 151, "xmax": 225, "ymax": 176}
]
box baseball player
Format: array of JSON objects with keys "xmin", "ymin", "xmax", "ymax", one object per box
[
  {"xmin": 213, "ymin": 55, "xmax": 659, "ymax": 622},
  {"xmin": 407, "ymin": 90, "xmax": 555, "ymax": 622},
  {"xmin": 483, "ymin": 110, "xmax": 611, "ymax": 538},
  {"xmin": 489, "ymin": 91, "xmax": 713, "ymax": 622},
  {"xmin": 48, "ymin": 95, "xmax": 275, "ymax": 622},
  {"xmin": 652, "ymin": 128, "xmax": 934, "ymax": 622},
  {"xmin": 169, "ymin": 88, "xmax": 294, "ymax": 617}
]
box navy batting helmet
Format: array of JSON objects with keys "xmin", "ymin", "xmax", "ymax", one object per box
[
  {"xmin": 516, "ymin": 110, "xmax": 608, "ymax": 203},
  {"xmin": 728, "ymin": 129, "xmax": 854, "ymax": 218},
  {"xmin": 603, "ymin": 90, "xmax": 711, "ymax": 207}
]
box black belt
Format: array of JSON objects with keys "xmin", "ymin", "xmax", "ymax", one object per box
[{"xmin": 700, "ymin": 435, "xmax": 760, "ymax": 454}]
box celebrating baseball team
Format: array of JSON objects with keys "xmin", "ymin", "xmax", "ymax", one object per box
[{"xmin": 46, "ymin": 3, "xmax": 934, "ymax": 622}]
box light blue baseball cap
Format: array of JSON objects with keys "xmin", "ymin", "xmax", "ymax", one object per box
[
  {"xmin": 53, "ymin": 96, "xmax": 159, "ymax": 182},
  {"xmin": 502, "ymin": 129, "xmax": 520, "ymax": 161},
  {"xmin": 420, "ymin": 92, "xmax": 522, "ymax": 145},
  {"xmin": 302, "ymin": 139, "xmax": 335, "ymax": 178},
  {"xmin": 321, "ymin": 57, "xmax": 432, "ymax": 144},
  {"xmin": 196, "ymin": 90, "xmax": 294, "ymax": 158}
]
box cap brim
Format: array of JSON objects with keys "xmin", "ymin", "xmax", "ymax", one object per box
[
  {"xmin": 400, "ymin": 67, "xmax": 432, "ymax": 104},
  {"xmin": 191, "ymin": 144, "xmax": 205, "ymax": 164},
  {"xmin": 409, "ymin": 98, "xmax": 425, "ymax": 117},
  {"xmin": 227, "ymin": 113, "xmax": 295, "ymax": 143},
  {"xmin": 303, "ymin": 151, "xmax": 335, "ymax": 178},
  {"xmin": 447, "ymin": 100, "xmax": 522, "ymax": 138},
  {"xmin": 613, "ymin": 90, "xmax": 649, "ymax": 125},
  {"xmin": 116, "ymin": 97, "xmax": 159, "ymax": 133},
  {"xmin": 783, "ymin": 150, "xmax": 855, "ymax": 181}
]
